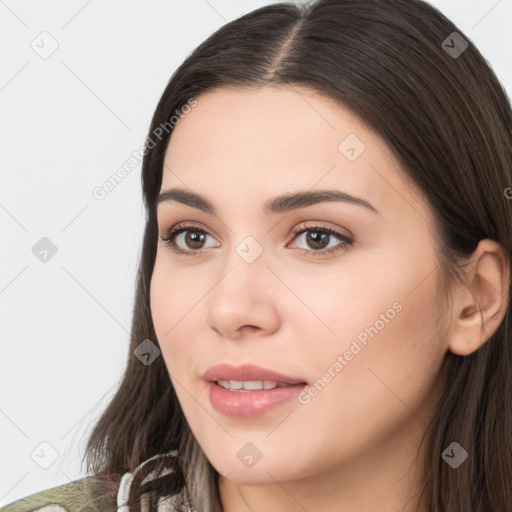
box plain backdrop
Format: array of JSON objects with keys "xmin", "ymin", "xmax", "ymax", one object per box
[{"xmin": 1, "ymin": 0, "xmax": 511, "ymax": 506}]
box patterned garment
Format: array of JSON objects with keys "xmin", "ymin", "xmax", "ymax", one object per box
[{"xmin": 0, "ymin": 452, "xmax": 194, "ymax": 512}]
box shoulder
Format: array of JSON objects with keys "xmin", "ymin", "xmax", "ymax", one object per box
[
  {"xmin": 0, "ymin": 475, "xmax": 119, "ymax": 512},
  {"xmin": 0, "ymin": 452, "xmax": 190, "ymax": 512}
]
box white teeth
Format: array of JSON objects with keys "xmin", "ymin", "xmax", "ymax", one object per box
[
  {"xmin": 243, "ymin": 380, "xmax": 264, "ymax": 390},
  {"xmin": 216, "ymin": 380, "xmax": 283, "ymax": 391}
]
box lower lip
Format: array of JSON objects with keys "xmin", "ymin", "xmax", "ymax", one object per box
[{"xmin": 206, "ymin": 381, "xmax": 307, "ymax": 419}]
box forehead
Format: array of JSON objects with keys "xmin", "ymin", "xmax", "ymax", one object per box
[
  {"xmin": 164, "ymin": 85, "xmax": 376, "ymax": 172},
  {"xmin": 160, "ymin": 85, "xmax": 429, "ymax": 222}
]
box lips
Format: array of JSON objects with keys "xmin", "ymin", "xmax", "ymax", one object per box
[
  {"xmin": 203, "ymin": 363, "xmax": 307, "ymax": 385},
  {"xmin": 203, "ymin": 364, "xmax": 308, "ymax": 419}
]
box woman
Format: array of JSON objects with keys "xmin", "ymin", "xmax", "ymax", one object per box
[{"xmin": 2, "ymin": 0, "xmax": 511, "ymax": 510}]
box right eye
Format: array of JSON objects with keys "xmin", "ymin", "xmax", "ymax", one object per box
[{"xmin": 159, "ymin": 223, "xmax": 220, "ymax": 256}]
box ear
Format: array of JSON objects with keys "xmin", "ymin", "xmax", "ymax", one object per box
[{"xmin": 448, "ymin": 239, "xmax": 510, "ymax": 356}]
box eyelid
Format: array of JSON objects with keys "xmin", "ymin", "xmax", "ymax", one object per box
[
  {"xmin": 158, "ymin": 220, "xmax": 218, "ymax": 242},
  {"xmin": 159, "ymin": 220, "xmax": 354, "ymax": 258},
  {"xmin": 159, "ymin": 220, "xmax": 351, "ymax": 241},
  {"xmin": 289, "ymin": 221, "xmax": 353, "ymax": 241}
]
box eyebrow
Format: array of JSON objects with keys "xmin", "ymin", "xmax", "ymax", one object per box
[{"xmin": 156, "ymin": 187, "xmax": 379, "ymax": 215}]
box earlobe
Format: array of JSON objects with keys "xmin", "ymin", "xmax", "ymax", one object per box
[{"xmin": 447, "ymin": 239, "xmax": 510, "ymax": 357}]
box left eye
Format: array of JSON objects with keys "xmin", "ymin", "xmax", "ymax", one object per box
[
  {"xmin": 159, "ymin": 223, "xmax": 354, "ymax": 257},
  {"xmin": 289, "ymin": 227, "xmax": 352, "ymax": 254}
]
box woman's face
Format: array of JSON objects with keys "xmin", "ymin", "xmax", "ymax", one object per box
[{"xmin": 150, "ymin": 85, "xmax": 448, "ymax": 489}]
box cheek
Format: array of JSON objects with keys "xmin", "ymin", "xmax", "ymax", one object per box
[
  {"xmin": 150, "ymin": 252, "xmax": 203, "ymax": 328},
  {"xmin": 288, "ymin": 243, "xmax": 445, "ymax": 406},
  {"xmin": 298, "ymin": 267, "xmax": 445, "ymax": 435},
  {"xmin": 149, "ymin": 257, "xmax": 200, "ymax": 371},
  {"xmin": 274, "ymin": 260, "xmax": 427, "ymax": 372}
]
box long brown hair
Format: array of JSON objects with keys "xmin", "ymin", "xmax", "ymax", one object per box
[{"xmin": 82, "ymin": 1, "xmax": 512, "ymax": 510}]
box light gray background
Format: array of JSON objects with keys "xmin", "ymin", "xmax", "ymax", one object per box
[{"xmin": 1, "ymin": 0, "xmax": 511, "ymax": 506}]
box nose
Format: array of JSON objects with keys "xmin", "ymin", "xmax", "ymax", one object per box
[{"xmin": 203, "ymin": 241, "xmax": 280, "ymax": 340}]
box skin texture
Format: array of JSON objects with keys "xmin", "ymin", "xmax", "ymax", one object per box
[{"xmin": 149, "ymin": 85, "xmax": 509, "ymax": 512}]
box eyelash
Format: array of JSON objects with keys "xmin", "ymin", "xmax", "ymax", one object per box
[{"xmin": 159, "ymin": 222, "xmax": 354, "ymax": 258}]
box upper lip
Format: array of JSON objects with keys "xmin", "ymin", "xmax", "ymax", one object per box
[{"xmin": 204, "ymin": 363, "xmax": 307, "ymax": 385}]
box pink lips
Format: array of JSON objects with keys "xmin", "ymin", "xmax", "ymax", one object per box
[
  {"xmin": 203, "ymin": 363, "xmax": 308, "ymax": 419},
  {"xmin": 204, "ymin": 363, "xmax": 306, "ymax": 384}
]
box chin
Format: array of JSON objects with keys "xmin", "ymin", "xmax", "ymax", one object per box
[{"xmin": 209, "ymin": 452, "xmax": 305, "ymax": 485}]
